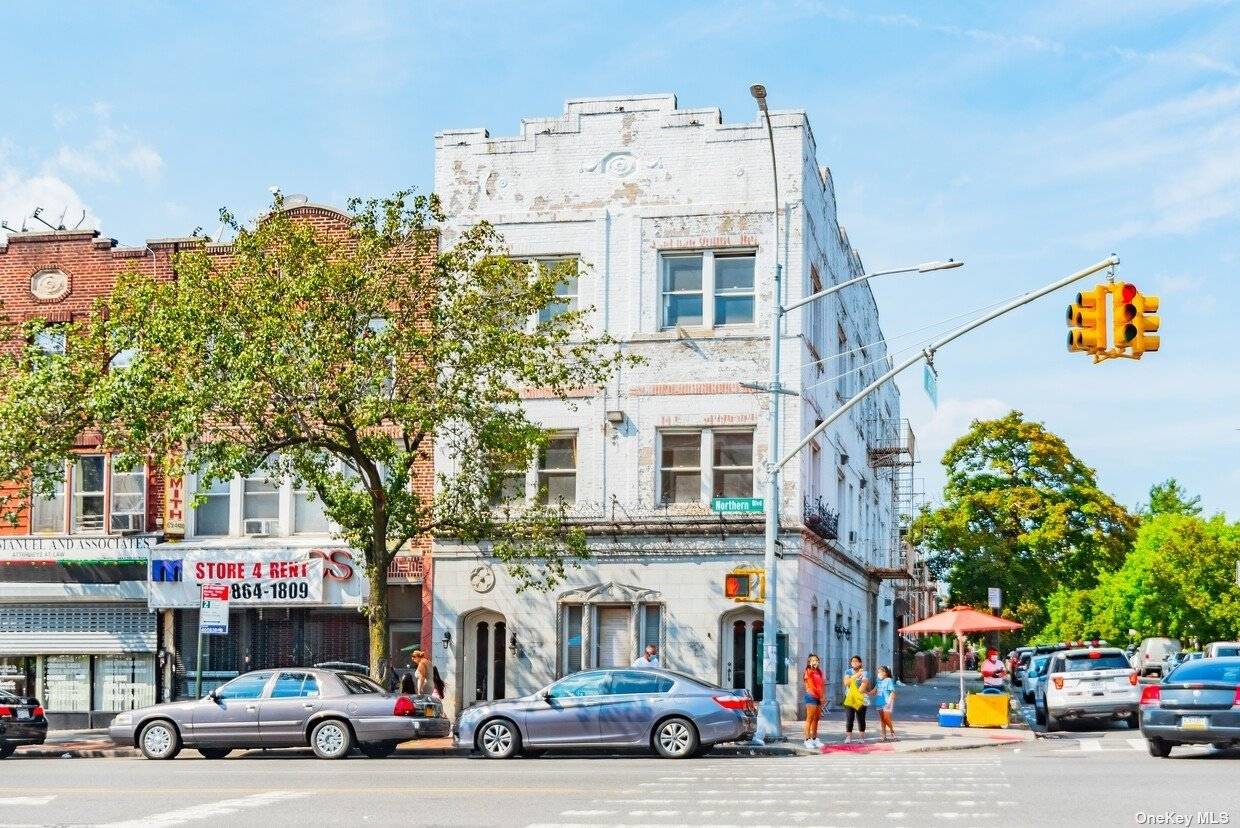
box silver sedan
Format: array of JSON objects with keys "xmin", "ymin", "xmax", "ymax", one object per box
[
  {"xmin": 109, "ymin": 668, "xmax": 449, "ymax": 760},
  {"xmin": 454, "ymin": 668, "xmax": 758, "ymax": 759}
]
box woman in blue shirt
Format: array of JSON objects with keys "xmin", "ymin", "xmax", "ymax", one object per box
[{"xmin": 874, "ymin": 665, "xmax": 897, "ymax": 741}]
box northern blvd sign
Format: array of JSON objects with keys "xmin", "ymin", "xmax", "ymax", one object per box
[{"xmin": 711, "ymin": 497, "xmax": 765, "ymax": 514}]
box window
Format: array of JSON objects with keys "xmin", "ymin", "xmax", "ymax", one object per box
[
  {"xmin": 562, "ymin": 605, "xmax": 583, "ymax": 674},
  {"xmin": 109, "ymin": 348, "xmax": 138, "ymax": 370},
  {"xmin": 659, "ymin": 433, "xmax": 701, "ymax": 504},
  {"xmin": 610, "ymin": 671, "xmax": 673, "ymax": 695},
  {"xmin": 194, "ymin": 475, "xmax": 231, "ymax": 536},
  {"xmin": 661, "ymin": 251, "xmax": 756, "ymax": 329},
  {"xmin": 293, "ymin": 482, "xmax": 329, "ymax": 534},
  {"xmin": 642, "ymin": 604, "xmax": 661, "ymax": 653},
  {"xmin": 270, "ymin": 672, "xmax": 319, "ymax": 699},
  {"xmin": 72, "ymin": 455, "xmax": 106, "ymax": 533},
  {"xmin": 33, "ymin": 328, "xmax": 66, "ymax": 356},
  {"xmin": 533, "ymin": 258, "xmax": 580, "ymax": 324},
  {"xmin": 31, "ymin": 465, "xmax": 65, "ymax": 533},
  {"xmin": 537, "ymin": 434, "xmax": 576, "ymax": 505},
  {"xmin": 109, "ymin": 462, "xmax": 145, "ymax": 532},
  {"xmin": 490, "ymin": 462, "xmax": 527, "ymax": 506},
  {"xmin": 216, "ymin": 671, "xmax": 273, "ymax": 700},
  {"xmin": 243, "ymin": 462, "xmax": 280, "ymax": 533},
  {"xmin": 836, "ymin": 326, "xmax": 848, "ymax": 397},
  {"xmin": 339, "ymin": 673, "xmax": 387, "ymax": 695},
  {"xmin": 712, "ymin": 432, "xmax": 754, "ymax": 498},
  {"xmin": 548, "ymin": 671, "xmax": 609, "ymax": 698}
]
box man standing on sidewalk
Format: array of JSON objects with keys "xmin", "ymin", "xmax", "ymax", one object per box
[{"xmin": 981, "ymin": 647, "xmax": 1007, "ymax": 690}]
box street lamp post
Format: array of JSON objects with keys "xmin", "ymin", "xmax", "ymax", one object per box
[{"xmin": 749, "ymin": 82, "xmax": 962, "ymax": 743}]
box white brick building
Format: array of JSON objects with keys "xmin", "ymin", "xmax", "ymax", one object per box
[{"xmin": 432, "ymin": 94, "xmax": 915, "ymax": 719}]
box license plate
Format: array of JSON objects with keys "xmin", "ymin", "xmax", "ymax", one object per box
[
  {"xmin": 15, "ymin": 709, "xmax": 29, "ymax": 720},
  {"xmin": 424, "ymin": 706, "xmax": 436, "ymax": 717},
  {"xmin": 1181, "ymin": 716, "xmax": 1209, "ymax": 730}
]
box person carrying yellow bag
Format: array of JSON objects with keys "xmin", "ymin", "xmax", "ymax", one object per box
[{"xmin": 842, "ymin": 655, "xmax": 871, "ymax": 743}]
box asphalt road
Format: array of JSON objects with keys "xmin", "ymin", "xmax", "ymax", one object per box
[{"xmin": 1, "ymin": 729, "xmax": 1237, "ymax": 828}]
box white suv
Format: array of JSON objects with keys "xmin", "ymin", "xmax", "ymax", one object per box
[{"xmin": 1035, "ymin": 647, "xmax": 1140, "ymax": 731}]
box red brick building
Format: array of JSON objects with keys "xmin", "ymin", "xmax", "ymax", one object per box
[{"xmin": 0, "ymin": 202, "xmax": 434, "ymax": 724}]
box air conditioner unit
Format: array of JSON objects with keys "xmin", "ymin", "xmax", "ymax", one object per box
[
  {"xmin": 111, "ymin": 514, "xmax": 146, "ymax": 534},
  {"xmin": 243, "ymin": 518, "xmax": 280, "ymax": 537}
]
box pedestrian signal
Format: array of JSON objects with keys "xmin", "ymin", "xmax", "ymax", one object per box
[{"xmin": 724, "ymin": 568, "xmax": 765, "ymax": 603}]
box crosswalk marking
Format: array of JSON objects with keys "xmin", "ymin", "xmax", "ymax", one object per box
[
  {"xmin": 97, "ymin": 791, "xmax": 309, "ymax": 828},
  {"xmin": 0, "ymin": 797, "xmax": 55, "ymax": 806}
]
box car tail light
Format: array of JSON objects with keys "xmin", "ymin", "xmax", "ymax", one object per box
[
  {"xmin": 1140, "ymin": 685, "xmax": 1161, "ymax": 708},
  {"xmin": 392, "ymin": 696, "xmax": 415, "ymax": 717},
  {"xmin": 1232, "ymin": 687, "xmax": 1240, "ymax": 709},
  {"xmin": 1128, "ymin": 672, "xmax": 1139, "ymax": 686},
  {"xmin": 713, "ymin": 695, "xmax": 749, "ymax": 711},
  {"xmin": 1052, "ymin": 676, "xmax": 1064, "ymax": 690},
  {"xmin": 0, "ymin": 706, "xmax": 11, "ymax": 717}
]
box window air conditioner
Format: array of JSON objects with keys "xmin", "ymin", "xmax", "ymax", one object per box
[{"xmin": 243, "ymin": 518, "xmax": 280, "ymax": 536}]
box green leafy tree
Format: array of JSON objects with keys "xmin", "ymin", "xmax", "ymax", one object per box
[
  {"xmin": 910, "ymin": 411, "xmax": 1136, "ymax": 628},
  {"xmin": 6, "ymin": 191, "xmax": 631, "ymax": 678},
  {"xmin": 1139, "ymin": 478, "xmax": 1203, "ymax": 518}
]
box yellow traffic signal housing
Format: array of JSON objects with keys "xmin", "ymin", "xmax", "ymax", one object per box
[
  {"xmin": 1068, "ymin": 285, "xmax": 1108, "ymax": 354},
  {"xmin": 724, "ymin": 567, "xmax": 765, "ymax": 603},
  {"xmin": 1113, "ymin": 284, "xmax": 1160, "ymax": 358}
]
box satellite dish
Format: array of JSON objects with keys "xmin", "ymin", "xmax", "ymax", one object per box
[{"xmin": 285, "ymin": 194, "xmax": 309, "ymax": 207}]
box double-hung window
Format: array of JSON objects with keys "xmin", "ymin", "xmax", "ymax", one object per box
[
  {"xmin": 532, "ymin": 257, "xmax": 580, "ymax": 324},
  {"xmin": 242, "ymin": 461, "xmax": 280, "ymax": 534},
  {"xmin": 109, "ymin": 463, "xmax": 146, "ymax": 532},
  {"xmin": 537, "ymin": 434, "xmax": 577, "ymax": 505},
  {"xmin": 30, "ymin": 455, "xmax": 146, "ymax": 535},
  {"xmin": 660, "ymin": 251, "xmax": 755, "ymax": 329},
  {"xmin": 658, "ymin": 429, "xmax": 755, "ymax": 504},
  {"xmin": 72, "ymin": 456, "xmax": 106, "ymax": 533},
  {"xmin": 30, "ymin": 464, "xmax": 65, "ymax": 533},
  {"xmin": 194, "ymin": 475, "xmax": 231, "ymax": 536}
]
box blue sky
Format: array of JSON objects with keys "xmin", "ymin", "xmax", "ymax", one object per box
[{"xmin": 3, "ymin": 1, "xmax": 1238, "ymax": 516}]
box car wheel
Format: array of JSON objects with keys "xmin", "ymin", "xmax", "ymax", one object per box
[
  {"xmin": 197, "ymin": 748, "xmax": 231, "ymax": 760},
  {"xmin": 1125, "ymin": 713, "xmax": 1140, "ymax": 730},
  {"xmin": 360, "ymin": 741, "xmax": 398, "ymax": 759},
  {"xmin": 139, "ymin": 720, "xmax": 182, "ymax": 760},
  {"xmin": 310, "ymin": 719, "xmax": 353, "ymax": 760},
  {"xmin": 652, "ymin": 717, "xmax": 699, "ymax": 759},
  {"xmin": 0, "ymin": 744, "xmax": 15, "ymax": 759},
  {"xmin": 1034, "ymin": 702, "xmax": 1046, "ymax": 725},
  {"xmin": 477, "ymin": 719, "xmax": 520, "ymax": 759},
  {"xmin": 1044, "ymin": 709, "xmax": 1061, "ymax": 732},
  {"xmin": 1147, "ymin": 738, "xmax": 1173, "ymax": 758}
]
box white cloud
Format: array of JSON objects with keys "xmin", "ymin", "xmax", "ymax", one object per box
[
  {"xmin": 0, "ymin": 163, "xmax": 94, "ymax": 241},
  {"xmin": 48, "ymin": 124, "xmax": 164, "ymax": 184}
]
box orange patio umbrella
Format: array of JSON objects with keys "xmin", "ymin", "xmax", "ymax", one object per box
[{"xmin": 900, "ymin": 606, "xmax": 1024, "ymax": 707}]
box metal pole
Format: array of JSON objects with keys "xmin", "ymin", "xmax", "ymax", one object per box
[
  {"xmin": 778, "ymin": 256, "xmax": 1120, "ymax": 470},
  {"xmin": 194, "ymin": 628, "xmax": 204, "ymax": 698},
  {"xmin": 757, "ymin": 92, "xmax": 783, "ymax": 744}
]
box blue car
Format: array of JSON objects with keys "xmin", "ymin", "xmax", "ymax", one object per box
[
  {"xmin": 1141, "ymin": 656, "xmax": 1240, "ymax": 757},
  {"xmin": 454, "ymin": 668, "xmax": 757, "ymax": 759}
]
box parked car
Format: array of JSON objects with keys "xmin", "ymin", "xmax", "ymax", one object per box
[
  {"xmin": 1132, "ymin": 638, "xmax": 1181, "ymax": 678},
  {"xmin": 1022, "ymin": 654, "xmax": 1051, "ymax": 704},
  {"xmin": 1010, "ymin": 647, "xmax": 1035, "ymax": 681},
  {"xmin": 1035, "ymin": 647, "xmax": 1140, "ymax": 731},
  {"xmin": 1162, "ymin": 651, "xmax": 1202, "ymax": 675},
  {"xmin": 0, "ymin": 690, "xmax": 48, "ymax": 758},
  {"xmin": 110, "ymin": 668, "xmax": 449, "ymax": 760},
  {"xmin": 454, "ymin": 668, "xmax": 757, "ymax": 760},
  {"xmin": 1140, "ymin": 656, "xmax": 1240, "ymax": 757},
  {"xmin": 1204, "ymin": 642, "xmax": 1240, "ymax": 659}
]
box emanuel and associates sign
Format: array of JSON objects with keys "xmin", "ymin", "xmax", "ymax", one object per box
[{"xmin": 0, "ymin": 535, "xmax": 156, "ymax": 563}]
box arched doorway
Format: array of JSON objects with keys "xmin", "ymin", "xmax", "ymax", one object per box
[
  {"xmin": 462, "ymin": 610, "xmax": 507, "ymax": 704},
  {"xmin": 720, "ymin": 607, "xmax": 764, "ymax": 701}
]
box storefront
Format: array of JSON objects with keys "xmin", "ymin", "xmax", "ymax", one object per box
[
  {"xmin": 147, "ymin": 540, "xmax": 372, "ymax": 698},
  {"xmin": 0, "ymin": 535, "xmax": 159, "ymax": 729}
]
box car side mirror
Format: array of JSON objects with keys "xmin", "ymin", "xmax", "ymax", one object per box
[
  {"xmin": 207, "ymin": 689, "xmax": 221, "ymax": 703},
  {"xmin": 542, "ymin": 691, "xmax": 553, "ymax": 704}
]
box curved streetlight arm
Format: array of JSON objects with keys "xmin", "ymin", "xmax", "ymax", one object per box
[
  {"xmin": 777, "ymin": 255, "xmax": 1120, "ymax": 469},
  {"xmin": 781, "ymin": 260, "xmax": 962, "ymax": 315}
]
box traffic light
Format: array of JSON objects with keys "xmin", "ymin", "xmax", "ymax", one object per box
[
  {"xmin": 1112, "ymin": 282, "xmax": 1160, "ymax": 358},
  {"xmin": 724, "ymin": 567, "xmax": 765, "ymax": 603},
  {"xmin": 1067, "ymin": 285, "xmax": 1108, "ymax": 355}
]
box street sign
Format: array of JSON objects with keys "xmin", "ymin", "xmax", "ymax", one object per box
[
  {"xmin": 199, "ymin": 583, "xmax": 230, "ymax": 635},
  {"xmin": 923, "ymin": 363, "xmax": 938, "ymax": 407},
  {"xmin": 987, "ymin": 587, "xmax": 1002, "ymax": 610},
  {"xmin": 711, "ymin": 497, "xmax": 764, "ymax": 514}
]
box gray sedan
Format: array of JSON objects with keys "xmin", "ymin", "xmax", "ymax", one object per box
[
  {"xmin": 109, "ymin": 668, "xmax": 449, "ymax": 760},
  {"xmin": 1140, "ymin": 657, "xmax": 1240, "ymax": 757},
  {"xmin": 454, "ymin": 668, "xmax": 757, "ymax": 759}
]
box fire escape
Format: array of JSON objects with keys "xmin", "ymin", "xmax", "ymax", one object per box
[{"xmin": 867, "ymin": 419, "xmax": 918, "ymax": 580}]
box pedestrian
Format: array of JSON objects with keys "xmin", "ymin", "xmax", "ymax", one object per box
[
  {"xmin": 980, "ymin": 647, "xmax": 1007, "ymax": 691},
  {"xmin": 411, "ymin": 649, "xmax": 431, "ymax": 695},
  {"xmin": 632, "ymin": 644, "xmax": 660, "ymax": 669},
  {"xmin": 874, "ymin": 665, "xmax": 897, "ymax": 741},
  {"xmin": 842, "ymin": 655, "xmax": 870, "ymax": 743},
  {"xmin": 432, "ymin": 664, "xmax": 445, "ymax": 700},
  {"xmin": 964, "ymin": 645, "xmax": 977, "ymax": 671},
  {"xmin": 802, "ymin": 653, "xmax": 826, "ymax": 749}
]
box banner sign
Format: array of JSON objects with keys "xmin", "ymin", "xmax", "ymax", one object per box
[
  {"xmin": 148, "ymin": 548, "xmax": 332, "ymax": 608},
  {"xmin": 199, "ymin": 583, "xmax": 230, "ymax": 635},
  {"xmin": 0, "ymin": 535, "xmax": 155, "ymax": 563}
]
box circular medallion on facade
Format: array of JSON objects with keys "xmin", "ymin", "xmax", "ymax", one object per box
[
  {"xmin": 30, "ymin": 268, "xmax": 70, "ymax": 301},
  {"xmin": 470, "ymin": 564, "xmax": 496, "ymax": 594}
]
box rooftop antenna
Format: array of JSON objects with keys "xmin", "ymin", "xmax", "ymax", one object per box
[
  {"xmin": 1, "ymin": 220, "xmax": 18, "ymax": 234},
  {"xmin": 72, "ymin": 209, "xmax": 86, "ymax": 230},
  {"xmin": 56, "ymin": 206, "xmax": 68, "ymax": 230},
  {"xmin": 31, "ymin": 207, "xmax": 57, "ymax": 231}
]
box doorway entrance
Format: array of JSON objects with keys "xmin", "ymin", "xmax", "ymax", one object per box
[
  {"xmin": 462, "ymin": 610, "xmax": 507, "ymax": 704},
  {"xmin": 721, "ymin": 608, "xmax": 764, "ymax": 702}
]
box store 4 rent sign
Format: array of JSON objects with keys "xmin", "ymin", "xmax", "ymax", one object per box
[{"xmin": 146, "ymin": 546, "xmax": 366, "ymax": 609}]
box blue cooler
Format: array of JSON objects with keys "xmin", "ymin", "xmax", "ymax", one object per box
[{"xmin": 938, "ymin": 707, "xmax": 965, "ymax": 728}]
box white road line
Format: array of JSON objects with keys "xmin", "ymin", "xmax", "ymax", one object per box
[
  {"xmin": 1128, "ymin": 738, "xmax": 1147, "ymax": 751},
  {"xmin": 1081, "ymin": 739, "xmax": 1103, "ymax": 751},
  {"xmin": 558, "ymin": 810, "xmax": 617, "ymax": 817},
  {"xmin": 0, "ymin": 797, "xmax": 54, "ymax": 806},
  {"xmin": 96, "ymin": 791, "xmax": 309, "ymax": 828}
]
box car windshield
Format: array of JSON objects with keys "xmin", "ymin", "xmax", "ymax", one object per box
[
  {"xmin": 1030, "ymin": 656, "xmax": 1050, "ymax": 675},
  {"xmin": 1213, "ymin": 646, "xmax": 1240, "ymax": 658},
  {"xmin": 1169, "ymin": 660, "xmax": 1240, "ymax": 683},
  {"xmin": 1062, "ymin": 652, "xmax": 1130, "ymax": 672},
  {"xmin": 338, "ymin": 672, "xmax": 386, "ymax": 695}
]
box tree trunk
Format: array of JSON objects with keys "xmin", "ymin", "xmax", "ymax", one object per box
[{"xmin": 367, "ymin": 547, "xmax": 390, "ymax": 682}]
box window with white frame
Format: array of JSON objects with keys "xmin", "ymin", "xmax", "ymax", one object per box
[
  {"xmin": 243, "ymin": 462, "xmax": 281, "ymax": 534},
  {"xmin": 293, "ymin": 480, "xmax": 330, "ymax": 534},
  {"xmin": 194, "ymin": 475, "xmax": 231, "ymax": 536},
  {"xmin": 192, "ymin": 465, "xmax": 339, "ymax": 538},
  {"xmin": 531, "ymin": 257, "xmax": 580, "ymax": 324},
  {"xmin": 537, "ymin": 434, "xmax": 577, "ymax": 505},
  {"xmin": 489, "ymin": 460, "xmax": 528, "ymax": 506},
  {"xmin": 562, "ymin": 604, "xmax": 584, "ymax": 674},
  {"xmin": 109, "ymin": 463, "xmax": 146, "ymax": 532},
  {"xmin": 30, "ymin": 464, "xmax": 65, "ymax": 533},
  {"xmin": 658, "ymin": 429, "xmax": 754, "ymax": 504},
  {"xmin": 72, "ymin": 455, "xmax": 106, "ymax": 533},
  {"xmin": 660, "ymin": 251, "xmax": 755, "ymax": 329}
]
